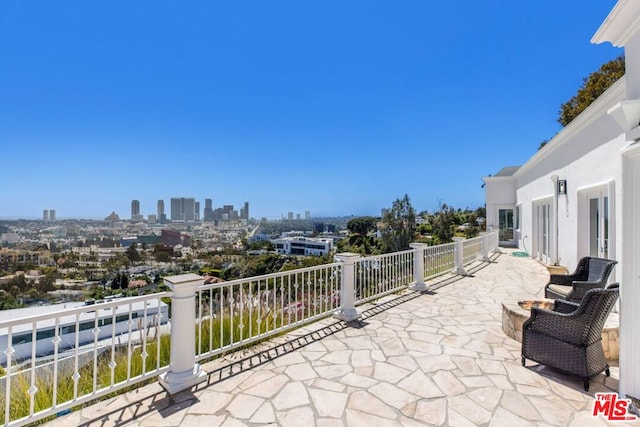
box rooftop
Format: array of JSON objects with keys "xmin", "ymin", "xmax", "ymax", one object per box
[
  {"xmin": 491, "ymin": 166, "xmax": 521, "ymax": 178},
  {"xmin": 45, "ymin": 250, "xmax": 622, "ymax": 426}
]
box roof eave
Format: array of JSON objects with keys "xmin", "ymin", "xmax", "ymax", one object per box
[{"xmin": 592, "ymin": 0, "xmax": 640, "ymax": 47}]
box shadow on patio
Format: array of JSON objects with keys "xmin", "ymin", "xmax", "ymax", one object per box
[{"xmin": 47, "ymin": 250, "xmax": 627, "ymax": 426}]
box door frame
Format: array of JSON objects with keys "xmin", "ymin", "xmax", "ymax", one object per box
[
  {"xmin": 532, "ymin": 197, "xmax": 553, "ymax": 264},
  {"xmin": 495, "ymin": 205, "xmax": 516, "ymax": 247},
  {"xmin": 577, "ymin": 181, "xmax": 615, "ymax": 261}
]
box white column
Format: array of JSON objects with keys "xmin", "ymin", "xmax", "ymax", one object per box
[
  {"xmin": 333, "ymin": 253, "xmax": 361, "ymax": 322},
  {"xmin": 620, "ymin": 143, "xmax": 640, "ymax": 400},
  {"xmin": 409, "ymin": 243, "xmax": 428, "ymax": 291},
  {"xmin": 159, "ymin": 273, "xmax": 207, "ymax": 394},
  {"xmin": 453, "ymin": 237, "xmax": 467, "ymax": 275}
]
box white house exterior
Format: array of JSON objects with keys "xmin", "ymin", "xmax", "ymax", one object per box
[
  {"xmin": 483, "ymin": 0, "xmax": 640, "ymax": 402},
  {"xmin": 272, "ymin": 236, "xmax": 333, "ymax": 256}
]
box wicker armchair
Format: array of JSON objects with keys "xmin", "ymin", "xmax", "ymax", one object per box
[
  {"xmin": 544, "ymin": 256, "xmax": 617, "ymax": 303},
  {"xmin": 522, "ymin": 284, "xmax": 619, "ymax": 391}
]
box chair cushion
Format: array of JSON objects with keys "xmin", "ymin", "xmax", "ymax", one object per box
[{"xmin": 547, "ymin": 284, "xmax": 572, "ymax": 297}]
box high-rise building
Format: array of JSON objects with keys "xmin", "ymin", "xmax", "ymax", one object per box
[
  {"xmin": 43, "ymin": 210, "xmax": 49, "ymax": 222},
  {"xmin": 184, "ymin": 198, "xmax": 196, "ymax": 221},
  {"xmin": 288, "ymin": 212, "xmax": 294, "ymax": 220},
  {"xmin": 49, "ymin": 210, "xmax": 56, "ymax": 222},
  {"xmin": 157, "ymin": 200, "xmax": 166, "ymax": 224},
  {"xmin": 170, "ymin": 197, "xmax": 196, "ymax": 221},
  {"xmin": 195, "ymin": 201, "xmax": 200, "ymax": 221},
  {"xmin": 204, "ymin": 198, "xmax": 214, "ymax": 222},
  {"xmin": 305, "ymin": 211, "xmax": 311, "ymax": 220},
  {"xmin": 240, "ymin": 201, "xmax": 250, "ymax": 220},
  {"xmin": 131, "ymin": 200, "xmax": 140, "ymax": 219}
]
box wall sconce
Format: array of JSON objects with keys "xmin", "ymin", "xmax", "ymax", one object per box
[{"xmin": 557, "ymin": 180, "xmax": 567, "ymax": 195}]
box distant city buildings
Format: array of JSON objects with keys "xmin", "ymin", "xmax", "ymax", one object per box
[
  {"xmin": 272, "ymin": 236, "xmax": 333, "ymax": 256},
  {"xmin": 282, "ymin": 211, "xmax": 311, "ymax": 221},
  {"xmin": 43, "ymin": 209, "xmax": 56, "ymax": 222},
  {"xmin": 105, "ymin": 211, "xmax": 120, "ymax": 222},
  {"xmin": 313, "ymin": 223, "xmax": 336, "ymax": 233},
  {"xmin": 112, "ymin": 197, "xmax": 251, "ymax": 225},
  {"xmin": 170, "ymin": 197, "xmax": 196, "ymax": 222},
  {"xmin": 0, "ymin": 248, "xmax": 53, "ymax": 267}
]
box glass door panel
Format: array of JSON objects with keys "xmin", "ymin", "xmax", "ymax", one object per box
[
  {"xmin": 498, "ymin": 209, "xmax": 514, "ymax": 242},
  {"xmin": 587, "ymin": 192, "xmax": 609, "ymax": 259},
  {"xmin": 589, "ymin": 198, "xmax": 599, "ymax": 257}
]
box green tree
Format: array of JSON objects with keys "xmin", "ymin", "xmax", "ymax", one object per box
[
  {"xmin": 558, "ymin": 55, "xmax": 625, "ymax": 127},
  {"xmin": 0, "ymin": 290, "xmax": 21, "ymax": 310},
  {"xmin": 125, "ymin": 244, "xmax": 141, "ymax": 263},
  {"xmin": 120, "ymin": 274, "xmax": 129, "ymax": 290},
  {"xmin": 6, "ymin": 274, "xmax": 29, "ymax": 293},
  {"xmin": 249, "ymin": 240, "xmax": 275, "ymax": 251},
  {"xmin": 35, "ymin": 273, "xmax": 56, "ymax": 293},
  {"xmin": 432, "ymin": 203, "xmax": 456, "ymax": 244},
  {"xmin": 155, "ymin": 251, "xmax": 171, "ymax": 263},
  {"xmin": 380, "ymin": 194, "xmax": 416, "ymax": 253},
  {"xmin": 111, "ymin": 272, "xmax": 121, "ymax": 290},
  {"xmin": 347, "ymin": 216, "xmax": 377, "ymax": 236}
]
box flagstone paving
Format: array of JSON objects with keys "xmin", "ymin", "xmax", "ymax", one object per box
[{"xmin": 46, "ymin": 250, "xmax": 634, "ymax": 426}]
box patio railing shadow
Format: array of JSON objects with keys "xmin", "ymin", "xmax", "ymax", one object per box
[{"xmin": 69, "ymin": 250, "xmax": 505, "ymax": 426}]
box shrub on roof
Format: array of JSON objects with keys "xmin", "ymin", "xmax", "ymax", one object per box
[{"xmin": 558, "ymin": 55, "xmax": 625, "ymax": 127}]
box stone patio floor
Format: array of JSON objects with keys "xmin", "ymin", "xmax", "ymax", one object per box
[{"xmin": 46, "ymin": 250, "xmax": 636, "ymax": 426}]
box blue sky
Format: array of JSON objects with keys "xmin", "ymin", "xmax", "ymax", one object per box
[{"xmin": 0, "ymin": 1, "xmax": 622, "ymax": 220}]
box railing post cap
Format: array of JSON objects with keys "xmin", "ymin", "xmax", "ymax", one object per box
[
  {"xmin": 409, "ymin": 243, "xmax": 429, "ymax": 249},
  {"xmin": 452, "ymin": 237, "xmax": 466, "ymax": 242},
  {"xmin": 163, "ymin": 273, "xmax": 204, "ymax": 290},
  {"xmin": 334, "ymin": 252, "xmax": 361, "ymax": 262}
]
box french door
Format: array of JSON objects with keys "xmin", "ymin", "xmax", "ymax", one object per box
[
  {"xmin": 533, "ymin": 200, "xmax": 552, "ymax": 264},
  {"xmin": 498, "ymin": 208, "xmax": 515, "ymax": 245}
]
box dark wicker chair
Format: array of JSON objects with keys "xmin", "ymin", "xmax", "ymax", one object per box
[
  {"xmin": 522, "ymin": 284, "xmax": 619, "ymax": 391},
  {"xmin": 544, "ymin": 256, "xmax": 617, "ymax": 303}
]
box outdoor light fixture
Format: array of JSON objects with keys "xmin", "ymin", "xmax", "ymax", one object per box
[{"xmin": 557, "ymin": 180, "xmax": 567, "ymax": 195}]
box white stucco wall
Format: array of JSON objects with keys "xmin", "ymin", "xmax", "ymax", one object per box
[
  {"xmin": 516, "ymin": 132, "xmax": 626, "ymax": 273},
  {"xmin": 483, "ymin": 178, "xmax": 517, "ymax": 231},
  {"xmin": 484, "ymin": 79, "xmax": 626, "ymax": 273}
]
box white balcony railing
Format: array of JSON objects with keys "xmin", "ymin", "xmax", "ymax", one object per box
[
  {"xmin": 193, "ymin": 262, "xmax": 342, "ymax": 362},
  {"xmin": 0, "ymin": 231, "xmax": 498, "ymax": 426},
  {"xmin": 354, "ymin": 249, "xmax": 414, "ymax": 305},
  {"xmin": 462, "ymin": 235, "xmax": 484, "ymax": 265},
  {"xmin": 0, "ymin": 293, "xmax": 169, "ymax": 427}
]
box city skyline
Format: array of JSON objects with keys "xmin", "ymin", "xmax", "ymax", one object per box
[
  {"xmin": 0, "ymin": 198, "xmax": 313, "ymax": 222},
  {"xmin": 0, "ymin": 1, "xmax": 621, "ymax": 220}
]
